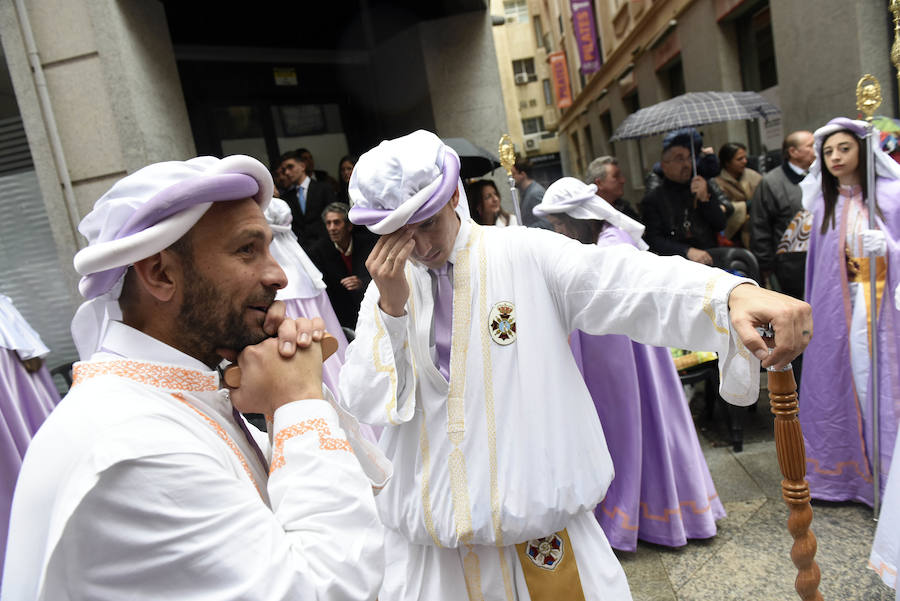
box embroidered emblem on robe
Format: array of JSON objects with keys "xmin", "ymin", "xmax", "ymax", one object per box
[
  {"xmin": 489, "ymin": 301, "xmax": 516, "ymax": 345},
  {"xmin": 523, "ymin": 534, "xmax": 564, "ymax": 570}
]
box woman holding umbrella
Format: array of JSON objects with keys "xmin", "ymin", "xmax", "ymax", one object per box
[
  {"xmin": 533, "ymin": 177, "xmax": 725, "ymax": 552},
  {"xmin": 799, "ymin": 117, "xmax": 900, "ymax": 511}
]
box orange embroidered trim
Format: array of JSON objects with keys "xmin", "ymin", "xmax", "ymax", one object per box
[
  {"xmin": 869, "ymin": 559, "xmax": 897, "ymax": 578},
  {"xmin": 270, "ymin": 418, "xmax": 353, "ymax": 473},
  {"xmin": 600, "ymin": 493, "xmax": 720, "ymax": 527},
  {"xmin": 806, "ymin": 456, "xmax": 873, "ymax": 483},
  {"xmin": 73, "ymin": 360, "xmax": 217, "ymax": 392},
  {"xmin": 171, "ymin": 393, "xmax": 264, "ymax": 498}
]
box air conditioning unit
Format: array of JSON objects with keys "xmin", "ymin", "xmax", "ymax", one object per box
[
  {"xmin": 514, "ymin": 72, "xmax": 530, "ymax": 85},
  {"xmin": 524, "ymin": 133, "xmax": 541, "ymax": 151}
]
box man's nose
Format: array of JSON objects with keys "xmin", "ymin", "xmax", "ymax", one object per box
[
  {"xmin": 412, "ymin": 233, "xmax": 430, "ymax": 256},
  {"xmin": 263, "ymin": 253, "xmax": 288, "ymax": 290}
]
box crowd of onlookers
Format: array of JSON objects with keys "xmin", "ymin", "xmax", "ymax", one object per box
[
  {"xmin": 276, "ymin": 130, "xmax": 817, "ymax": 336},
  {"xmin": 464, "ymin": 128, "xmax": 816, "ymax": 304}
]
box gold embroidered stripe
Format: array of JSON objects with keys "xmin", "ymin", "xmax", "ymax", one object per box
[
  {"xmin": 447, "ymin": 226, "xmax": 477, "ymax": 544},
  {"xmin": 371, "ymin": 302, "xmax": 400, "ymax": 425},
  {"xmin": 462, "ymin": 544, "xmax": 485, "ymax": 601},
  {"xmin": 701, "ymin": 274, "xmax": 729, "ymax": 335},
  {"xmin": 419, "ymin": 398, "xmax": 441, "ymax": 546}
]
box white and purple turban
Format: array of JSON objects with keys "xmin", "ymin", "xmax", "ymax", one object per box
[
  {"xmin": 533, "ymin": 176, "xmax": 648, "ymax": 250},
  {"xmin": 348, "ymin": 130, "xmax": 469, "ymax": 234},
  {"xmin": 801, "ymin": 117, "xmax": 900, "ymax": 211},
  {"xmin": 71, "ymin": 155, "xmax": 273, "ymax": 359}
]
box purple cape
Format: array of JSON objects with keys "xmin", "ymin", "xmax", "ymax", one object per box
[
  {"xmin": 571, "ymin": 224, "xmax": 724, "ymax": 551},
  {"xmin": 0, "ymin": 348, "xmax": 59, "ymax": 573},
  {"xmin": 800, "ymin": 178, "xmax": 900, "ymax": 505}
]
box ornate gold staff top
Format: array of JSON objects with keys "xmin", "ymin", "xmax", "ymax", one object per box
[
  {"xmin": 856, "ymin": 74, "xmax": 883, "ymax": 121},
  {"xmin": 498, "ymin": 134, "xmax": 523, "ymax": 224}
]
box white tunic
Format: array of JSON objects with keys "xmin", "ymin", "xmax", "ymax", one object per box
[
  {"xmin": 3, "ymin": 321, "xmax": 387, "ymax": 601},
  {"xmin": 871, "ymin": 429, "xmax": 900, "ymax": 597},
  {"xmin": 340, "ymin": 219, "xmax": 756, "ymax": 551}
]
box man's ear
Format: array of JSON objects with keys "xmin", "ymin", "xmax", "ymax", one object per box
[
  {"xmin": 131, "ymin": 251, "xmax": 179, "ymax": 303},
  {"xmin": 450, "ymin": 188, "xmax": 460, "ymax": 209}
]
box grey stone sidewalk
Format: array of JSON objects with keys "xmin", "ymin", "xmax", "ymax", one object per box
[{"xmin": 615, "ymin": 381, "xmax": 894, "ymax": 601}]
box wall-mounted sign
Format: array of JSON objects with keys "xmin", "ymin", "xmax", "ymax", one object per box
[
  {"xmin": 273, "ymin": 67, "xmax": 298, "ymax": 86},
  {"xmin": 570, "ymin": 0, "xmax": 602, "ymax": 74},
  {"xmin": 549, "ymin": 51, "xmax": 573, "ymax": 109}
]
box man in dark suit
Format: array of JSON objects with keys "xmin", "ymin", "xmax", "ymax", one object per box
[
  {"xmin": 749, "ymin": 130, "xmax": 815, "ymax": 298},
  {"xmin": 297, "ymin": 147, "xmax": 339, "ymax": 194},
  {"xmin": 308, "ymin": 202, "xmax": 377, "ymax": 330},
  {"xmin": 276, "ymin": 150, "xmax": 335, "ymax": 251}
]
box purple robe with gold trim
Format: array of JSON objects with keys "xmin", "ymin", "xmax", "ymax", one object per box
[{"xmin": 800, "ymin": 178, "xmax": 900, "ymax": 505}]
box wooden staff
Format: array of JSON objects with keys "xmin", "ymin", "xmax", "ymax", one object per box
[
  {"xmin": 223, "ymin": 333, "xmax": 339, "ymax": 388},
  {"xmin": 768, "ymin": 362, "xmax": 822, "ymax": 601}
]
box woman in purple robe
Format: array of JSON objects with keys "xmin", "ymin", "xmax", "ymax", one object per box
[
  {"xmin": 799, "ymin": 117, "xmax": 900, "ymax": 506},
  {"xmin": 534, "ymin": 177, "xmax": 724, "ymax": 551},
  {"xmin": 0, "ymin": 293, "xmax": 60, "ymax": 573}
]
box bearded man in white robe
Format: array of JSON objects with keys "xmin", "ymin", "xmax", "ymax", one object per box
[
  {"xmin": 3, "ymin": 156, "xmax": 388, "ymax": 601},
  {"xmin": 339, "ymin": 130, "xmax": 812, "ymax": 601}
]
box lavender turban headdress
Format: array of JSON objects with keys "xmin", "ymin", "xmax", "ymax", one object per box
[
  {"xmin": 70, "ymin": 155, "xmax": 273, "ymax": 359},
  {"xmin": 348, "ymin": 130, "xmax": 470, "ymax": 234}
]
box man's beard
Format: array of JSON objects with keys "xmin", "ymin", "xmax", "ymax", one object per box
[{"xmin": 175, "ymin": 264, "xmax": 275, "ymax": 368}]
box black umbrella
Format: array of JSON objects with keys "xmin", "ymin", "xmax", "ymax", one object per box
[
  {"xmin": 442, "ymin": 137, "xmax": 501, "ymax": 179},
  {"xmin": 609, "ymin": 91, "xmax": 781, "ymax": 141}
]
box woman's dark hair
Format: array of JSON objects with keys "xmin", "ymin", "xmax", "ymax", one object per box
[
  {"xmin": 554, "ymin": 213, "xmax": 604, "ymax": 244},
  {"xmin": 336, "ymin": 155, "xmax": 357, "ymax": 203},
  {"xmin": 819, "ymin": 130, "xmax": 875, "ymax": 234},
  {"xmin": 337, "ymin": 155, "xmax": 356, "ymax": 177},
  {"xmin": 718, "ymin": 142, "xmax": 747, "ymax": 170},
  {"xmin": 465, "ymin": 179, "xmax": 511, "ymax": 225}
]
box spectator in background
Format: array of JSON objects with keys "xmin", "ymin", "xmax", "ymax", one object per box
[
  {"xmin": 276, "ymin": 150, "xmax": 336, "ymax": 251},
  {"xmin": 308, "ymin": 202, "xmax": 376, "ymax": 330},
  {"xmin": 749, "ymin": 130, "xmax": 815, "ymax": 296},
  {"xmin": 297, "ymin": 147, "xmax": 339, "ymax": 192},
  {"xmin": 0, "ymin": 293, "xmax": 60, "ymax": 576},
  {"xmin": 641, "ymin": 136, "xmax": 729, "ymax": 264},
  {"xmin": 645, "ymin": 128, "xmax": 722, "ymax": 190},
  {"xmin": 584, "ymin": 155, "xmax": 640, "ymax": 222},
  {"xmin": 336, "ymin": 155, "xmax": 356, "ymax": 204},
  {"xmin": 511, "ymin": 157, "xmax": 552, "ymax": 229},
  {"xmin": 466, "ymin": 179, "xmax": 518, "ymax": 227},
  {"xmin": 716, "ymin": 142, "xmax": 761, "ymax": 247}
]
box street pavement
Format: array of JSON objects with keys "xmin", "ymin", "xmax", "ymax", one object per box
[{"xmin": 615, "ymin": 376, "xmax": 894, "ymax": 601}]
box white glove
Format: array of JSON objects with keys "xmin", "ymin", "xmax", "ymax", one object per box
[
  {"xmin": 860, "ymin": 229, "xmax": 887, "ymax": 256},
  {"xmin": 895, "ymin": 283, "xmax": 900, "ymax": 311}
]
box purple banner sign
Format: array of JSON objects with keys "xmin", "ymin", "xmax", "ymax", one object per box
[{"xmin": 570, "ymin": 0, "xmax": 602, "ymax": 74}]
